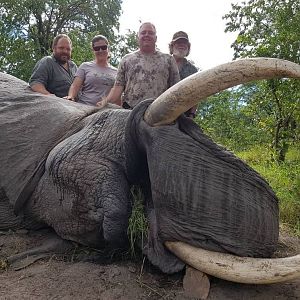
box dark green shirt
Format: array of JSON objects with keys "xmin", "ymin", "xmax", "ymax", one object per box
[
  {"xmin": 29, "ymin": 56, "xmax": 77, "ymax": 98},
  {"xmin": 179, "ymin": 58, "xmax": 198, "ymax": 80}
]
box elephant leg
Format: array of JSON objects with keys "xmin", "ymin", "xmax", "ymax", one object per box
[
  {"xmin": 26, "ymin": 158, "xmax": 132, "ymax": 249},
  {"xmin": 0, "ymin": 188, "xmax": 44, "ymax": 231},
  {"xmin": 6, "ymin": 231, "xmax": 73, "ymax": 270},
  {"xmin": 0, "ymin": 188, "xmax": 23, "ymax": 230}
]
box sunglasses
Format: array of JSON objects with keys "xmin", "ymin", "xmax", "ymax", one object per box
[{"xmin": 93, "ymin": 45, "xmax": 108, "ymax": 51}]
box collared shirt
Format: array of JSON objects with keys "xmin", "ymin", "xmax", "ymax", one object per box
[
  {"xmin": 29, "ymin": 56, "xmax": 77, "ymax": 98},
  {"xmin": 179, "ymin": 58, "xmax": 198, "ymax": 80},
  {"xmin": 115, "ymin": 50, "xmax": 180, "ymax": 108}
]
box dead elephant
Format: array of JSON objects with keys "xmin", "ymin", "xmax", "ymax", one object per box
[{"xmin": 0, "ymin": 58, "xmax": 299, "ymax": 284}]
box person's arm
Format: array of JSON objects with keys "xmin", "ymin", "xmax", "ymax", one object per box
[
  {"xmin": 30, "ymin": 83, "xmax": 54, "ymax": 96},
  {"xmin": 64, "ymin": 77, "xmax": 83, "ymax": 101},
  {"xmin": 97, "ymin": 85, "xmax": 123, "ymax": 107},
  {"xmin": 29, "ymin": 57, "xmax": 55, "ymax": 95}
]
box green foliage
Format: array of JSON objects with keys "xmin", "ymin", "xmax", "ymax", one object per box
[
  {"xmin": 246, "ymin": 79, "xmax": 300, "ymax": 161},
  {"xmin": 0, "ymin": 0, "xmax": 125, "ymax": 80},
  {"xmin": 224, "ymin": 0, "xmax": 300, "ymax": 62},
  {"xmin": 237, "ymin": 145, "xmax": 300, "ymax": 235},
  {"xmin": 223, "ymin": 0, "xmax": 300, "ymax": 161},
  {"xmin": 196, "ymin": 87, "xmax": 269, "ymax": 151},
  {"xmin": 110, "ymin": 29, "xmax": 138, "ymax": 67},
  {"xmin": 127, "ymin": 186, "xmax": 148, "ymax": 258}
]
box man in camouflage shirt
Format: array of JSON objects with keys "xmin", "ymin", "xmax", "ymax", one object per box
[
  {"xmin": 169, "ymin": 31, "xmax": 199, "ymax": 118},
  {"xmin": 99, "ymin": 22, "xmax": 180, "ymax": 109}
]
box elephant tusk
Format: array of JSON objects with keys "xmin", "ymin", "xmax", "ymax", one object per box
[
  {"xmin": 144, "ymin": 58, "xmax": 300, "ymax": 126},
  {"xmin": 165, "ymin": 241, "xmax": 300, "ymax": 284}
]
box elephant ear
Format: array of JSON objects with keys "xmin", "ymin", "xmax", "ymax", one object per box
[
  {"xmin": 129, "ymin": 100, "xmax": 278, "ymax": 273},
  {"xmin": 0, "ymin": 73, "xmax": 97, "ymax": 213}
]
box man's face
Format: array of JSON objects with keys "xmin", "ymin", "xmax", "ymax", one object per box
[
  {"xmin": 173, "ymin": 39, "xmax": 189, "ymax": 58},
  {"xmin": 53, "ymin": 38, "xmax": 72, "ymax": 63},
  {"xmin": 138, "ymin": 24, "xmax": 157, "ymax": 53}
]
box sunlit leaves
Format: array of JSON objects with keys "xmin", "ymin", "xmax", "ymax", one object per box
[
  {"xmin": 0, "ymin": 0, "xmax": 123, "ymax": 80},
  {"xmin": 222, "ymin": 0, "xmax": 300, "ymax": 161}
]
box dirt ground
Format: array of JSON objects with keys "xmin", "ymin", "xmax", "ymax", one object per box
[{"xmin": 0, "ymin": 229, "xmax": 299, "ymax": 300}]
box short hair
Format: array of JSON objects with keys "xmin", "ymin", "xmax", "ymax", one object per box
[
  {"xmin": 138, "ymin": 22, "xmax": 156, "ymax": 34},
  {"xmin": 52, "ymin": 34, "xmax": 72, "ymax": 48},
  {"xmin": 91, "ymin": 35, "xmax": 109, "ymax": 47}
]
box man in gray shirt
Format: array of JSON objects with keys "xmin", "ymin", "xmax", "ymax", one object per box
[{"xmin": 29, "ymin": 34, "xmax": 77, "ymax": 98}]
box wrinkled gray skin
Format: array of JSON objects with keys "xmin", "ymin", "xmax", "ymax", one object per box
[{"xmin": 0, "ymin": 72, "xmax": 279, "ymax": 273}]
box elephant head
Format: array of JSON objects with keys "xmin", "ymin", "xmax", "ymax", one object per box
[
  {"xmin": 0, "ymin": 58, "xmax": 299, "ymax": 284},
  {"xmin": 140, "ymin": 58, "xmax": 300, "ymax": 283}
]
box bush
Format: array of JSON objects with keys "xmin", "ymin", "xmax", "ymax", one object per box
[{"xmin": 237, "ymin": 145, "xmax": 300, "ymax": 236}]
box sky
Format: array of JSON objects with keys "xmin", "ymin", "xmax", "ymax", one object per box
[{"xmin": 119, "ymin": 0, "xmax": 245, "ymax": 70}]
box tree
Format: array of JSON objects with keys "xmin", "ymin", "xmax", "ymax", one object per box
[
  {"xmin": 196, "ymin": 87, "xmax": 265, "ymax": 151},
  {"xmin": 244, "ymin": 79, "xmax": 300, "ymax": 161},
  {"xmin": 0, "ymin": 0, "xmax": 123, "ymax": 80},
  {"xmin": 110, "ymin": 29, "xmax": 138, "ymax": 67},
  {"xmin": 223, "ymin": 0, "xmax": 300, "ymax": 161}
]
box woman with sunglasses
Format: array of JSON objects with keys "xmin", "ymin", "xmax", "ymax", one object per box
[{"xmin": 65, "ymin": 35, "xmax": 117, "ymax": 106}]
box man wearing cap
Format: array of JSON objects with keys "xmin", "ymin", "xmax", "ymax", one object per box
[
  {"xmin": 98, "ymin": 22, "xmax": 180, "ymax": 109},
  {"xmin": 169, "ymin": 31, "xmax": 199, "ymax": 118}
]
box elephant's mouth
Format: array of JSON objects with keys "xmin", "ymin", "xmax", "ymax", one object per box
[{"xmin": 143, "ymin": 58, "xmax": 300, "ymax": 284}]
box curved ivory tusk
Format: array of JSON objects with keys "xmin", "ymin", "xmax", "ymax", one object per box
[
  {"xmin": 165, "ymin": 241, "xmax": 300, "ymax": 284},
  {"xmin": 144, "ymin": 58, "xmax": 300, "ymax": 126}
]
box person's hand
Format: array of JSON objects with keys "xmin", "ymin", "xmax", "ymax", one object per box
[
  {"xmin": 63, "ymin": 95, "xmax": 75, "ymax": 101},
  {"xmin": 96, "ymin": 98, "xmax": 108, "ymax": 108}
]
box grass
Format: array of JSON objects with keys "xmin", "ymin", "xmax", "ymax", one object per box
[
  {"xmin": 127, "ymin": 186, "xmax": 148, "ymax": 258},
  {"xmin": 237, "ymin": 145, "xmax": 300, "ymax": 236}
]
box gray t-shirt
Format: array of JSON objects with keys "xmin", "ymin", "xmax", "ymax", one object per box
[
  {"xmin": 75, "ymin": 61, "xmax": 117, "ymax": 106},
  {"xmin": 115, "ymin": 50, "xmax": 180, "ymax": 108},
  {"xmin": 29, "ymin": 56, "xmax": 77, "ymax": 98}
]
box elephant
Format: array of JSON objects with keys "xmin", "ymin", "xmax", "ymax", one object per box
[{"xmin": 0, "ymin": 58, "xmax": 299, "ymax": 284}]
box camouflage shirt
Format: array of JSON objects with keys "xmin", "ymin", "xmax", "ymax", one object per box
[
  {"xmin": 115, "ymin": 50, "xmax": 180, "ymax": 108},
  {"xmin": 179, "ymin": 58, "xmax": 198, "ymax": 80}
]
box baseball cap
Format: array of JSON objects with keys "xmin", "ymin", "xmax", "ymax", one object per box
[{"xmin": 172, "ymin": 31, "xmax": 189, "ymax": 42}]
